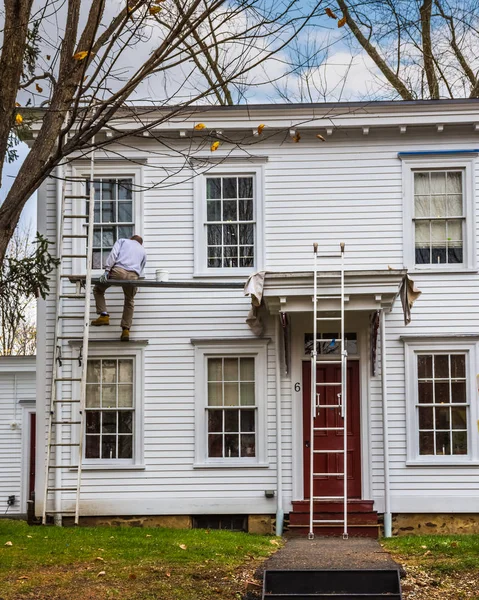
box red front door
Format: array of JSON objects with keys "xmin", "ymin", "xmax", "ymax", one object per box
[
  {"xmin": 302, "ymin": 361, "xmax": 361, "ymax": 499},
  {"xmin": 29, "ymin": 413, "xmax": 36, "ymax": 501}
]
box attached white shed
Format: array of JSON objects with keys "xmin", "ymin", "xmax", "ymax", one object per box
[{"xmin": 0, "ymin": 356, "xmax": 36, "ymax": 517}]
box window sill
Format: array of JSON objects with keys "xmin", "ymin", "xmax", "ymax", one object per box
[
  {"xmin": 406, "ymin": 460, "xmax": 479, "ymax": 467},
  {"xmin": 73, "ymin": 464, "xmax": 146, "ymax": 471},
  {"xmin": 193, "ymin": 270, "xmax": 257, "ymax": 279},
  {"xmin": 408, "ymin": 267, "xmax": 478, "ymax": 275},
  {"xmin": 193, "ymin": 462, "xmax": 269, "ymax": 469}
]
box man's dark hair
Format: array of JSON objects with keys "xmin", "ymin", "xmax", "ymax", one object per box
[{"xmin": 130, "ymin": 235, "xmax": 143, "ymax": 245}]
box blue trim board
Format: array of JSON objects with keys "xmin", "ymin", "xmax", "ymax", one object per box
[{"xmin": 398, "ymin": 150, "xmax": 479, "ymax": 157}]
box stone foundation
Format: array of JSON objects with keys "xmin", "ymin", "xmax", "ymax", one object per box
[
  {"xmin": 248, "ymin": 514, "xmax": 274, "ymax": 535},
  {"xmin": 392, "ymin": 513, "xmax": 479, "ymax": 535}
]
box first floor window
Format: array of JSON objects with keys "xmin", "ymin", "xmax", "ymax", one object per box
[
  {"xmin": 85, "ymin": 358, "xmax": 134, "ymax": 459},
  {"xmin": 416, "ymin": 352, "xmax": 467, "ymax": 456},
  {"xmin": 207, "ymin": 356, "xmax": 256, "ymax": 458}
]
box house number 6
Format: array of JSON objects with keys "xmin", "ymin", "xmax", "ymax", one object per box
[{"xmin": 294, "ymin": 383, "xmax": 301, "ymax": 392}]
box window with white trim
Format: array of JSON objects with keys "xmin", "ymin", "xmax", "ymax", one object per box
[
  {"xmin": 193, "ymin": 339, "xmax": 268, "ymax": 466},
  {"xmin": 85, "ymin": 358, "xmax": 135, "ymax": 460},
  {"xmin": 86, "ymin": 178, "xmax": 135, "ymax": 269},
  {"xmin": 401, "ymin": 155, "xmax": 476, "ymax": 271},
  {"xmin": 404, "ymin": 338, "xmax": 479, "ymax": 465}
]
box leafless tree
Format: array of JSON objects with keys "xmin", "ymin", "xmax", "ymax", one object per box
[{"xmin": 0, "ymin": 0, "xmax": 324, "ymax": 265}]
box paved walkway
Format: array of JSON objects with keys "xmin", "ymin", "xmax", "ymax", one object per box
[{"xmin": 262, "ymin": 537, "xmax": 401, "ymax": 571}]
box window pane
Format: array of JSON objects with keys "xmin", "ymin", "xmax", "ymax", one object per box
[
  {"xmin": 86, "ymin": 411, "xmax": 100, "ymax": 433},
  {"xmin": 435, "ymin": 382, "xmax": 449, "ymax": 404},
  {"xmin": 86, "ymin": 384, "xmax": 100, "ymax": 408},
  {"xmin": 435, "ymin": 406, "xmax": 450, "ymax": 429},
  {"xmin": 240, "ymin": 409, "xmax": 255, "ymax": 432},
  {"xmin": 417, "ymin": 355, "xmax": 432, "ymax": 379},
  {"xmin": 224, "ymin": 434, "xmax": 239, "ymax": 457},
  {"xmin": 102, "ymin": 228, "xmax": 115, "ymax": 248},
  {"xmin": 241, "ymin": 434, "xmax": 255, "ymax": 457},
  {"xmin": 430, "ymin": 172, "xmax": 446, "ymax": 194},
  {"xmin": 223, "ymin": 247, "xmax": 238, "ymax": 267},
  {"xmin": 208, "ymin": 358, "xmax": 222, "ymax": 382},
  {"xmin": 224, "ymin": 224, "xmax": 237, "ymax": 245},
  {"xmin": 85, "ymin": 435, "xmax": 100, "ymax": 459},
  {"xmin": 207, "ymin": 224, "xmax": 222, "ymax": 246},
  {"xmin": 118, "ymin": 435, "xmax": 132, "ymax": 459},
  {"xmin": 452, "ymin": 431, "xmax": 467, "ymax": 455},
  {"xmin": 101, "ymin": 436, "xmax": 117, "ymax": 459},
  {"xmin": 414, "ymin": 172, "xmax": 429, "ymax": 195},
  {"xmin": 208, "ymin": 434, "xmax": 223, "ymax": 457},
  {"xmin": 238, "ymin": 177, "xmax": 253, "ymax": 198},
  {"xmin": 414, "ymin": 196, "xmax": 430, "ymax": 218},
  {"xmin": 224, "ymin": 358, "xmax": 238, "ymax": 381},
  {"xmin": 92, "ymin": 250, "xmax": 102, "ymax": 269},
  {"xmin": 102, "ymin": 385, "xmax": 116, "ymax": 408},
  {"xmin": 87, "ymin": 361, "xmax": 101, "ymax": 383},
  {"xmin": 118, "ymin": 202, "xmax": 133, "ymax": 222},
  {"xmin": 419, "ymin": 431, "xmax": 434, "ymax": 455},
  {"xmin": 418, "ymin": 381, "xmax": 433, "ymax": 404},
  {"xmin": 208, "ymin": 410, "xmax": 222, "ymax": 433},
  {"xmin": 431, "ymin": 195, "xmax": 446, "ymax": 217},
  {"xmin": 102, "ymin": 411, "xmax": 117, "ymax": 434},
  {"xmin": 240, "ymin": 252, "xmax": 254, "ymax": 268},
  {"xmin": 225, "ymin": 410, "xmax": 239, "ymax": 432},
  {"xmin": 436, "ymin": 431, "xmax": 451, "ymax": 455},
  {"xmin": 239, "ymin": 200, "xmax": 253, "ymax": 221},
  {"xmin": 102, "ymin": 360, "xmax": 117, "ymax": 383},
  {"xmin": 102, "ymin": 202, "xmax": 115, "ymax": 223},
  {"xmin": 451, "ymin": 407, "xmax": 467, "ymax": 429},
  {"xmin": 239, "ymin": 224, "xmax": 254, "ymax": 245},
  {"xmin": 240, "ymin": 382, "xmax": 255, "ymax": 406},
  {"xmin": 207, "ymin": 201, "xmax": 221, "ymax": 221},
  {"xmin": 119, "ymin": 411, "xmax": 133, "ymax": 434},
  {"xmin": 208, "ymin": 382, "xmax": 222, "ymax": 406},
  {"xmin": 118, "ymin": 179, "xmax": 133, "ymax": 200},
  {"xmin": 418, "ymin": 406, "xmax": 433, "ymax": 429},
  {"xmin": 447, "ymin": 195, "xmax": 462, "ymax": 217},
  {"xmin": 223, "ymin": 200, "xmax": 237, "ymax": 221},
  {"xmin": 240, "ymin": 358, "xmax": 255, "ymax": 381},
  {"xmin": 451, "ymin": 381, "xmax": 466, "ymax": 403},
  {"xmin": 118, "ymin": 384, "xmax": 133, "ymax": 407},
  {"xmin": 102, "ymin": 180, "xmax": 115, "ymax": 200},
  {"xmin": 447, "ymin": 220, "xmax": 462, "ymax": 246},
  {"xmin": 224, "ymin": 382, "xmax": 239, "ymax": 406},
  {"xmin": 223, "ymin": 178, "xmax": 237, "ymax": 199},
  {"xmin": 119, "ymin": 360, "xmax": 133, "ymax": 383},
  {"xmin": 434, "ymin": 355, "xmax": 449, "ymax": 378},
  {"xmin": 446, "ymin": 171, "xmax": 462, "ymax": 194},
  {"xmin": 118, "ymin": 226, "xmax": 133, "ymax": 239},
  {"xmin": 206, "ymin": 178, "xmax": 221, "ymax": 199}
]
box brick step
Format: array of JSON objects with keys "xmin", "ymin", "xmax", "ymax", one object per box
[
  {"xmin": 291, "ymin": 500, "xmax": 375, "ymax": 514},
  {"xmin": 286, "ymin": 524, "xmax": 380, "ymax": 538},
  {"xmin": 289, "ymin": 512, "xmax": 378, "ymax": 526}
]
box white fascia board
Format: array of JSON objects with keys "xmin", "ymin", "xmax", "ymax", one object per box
[{"xmin": 0, "ymin": 356, "xmax": 36, "ymax": 372}]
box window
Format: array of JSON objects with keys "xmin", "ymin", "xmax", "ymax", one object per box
[
  {"xmin": 404, "ymin": 338, "xmax": 479, "ymax": 465},
  {"xmin": 194, "ymin": 163, "xmax": 264, "ymax": 276},
  {"xmin": 192, "ymin": 339, "xmax": 269, "ymax": 466},
  {"xmin": 206, "ymin": 176, "xmax": 255, "ymax": 269},
  {"xmin": 86, "ymin": 178, "xmax": 134, "ymax": 269},
  {"xmin": 400, "ymin": 154, "xmax": 476, "ymax": 271},
  {"xmin": 207, "ymin": 357, "xmax": 256, "ymax": 458},
  {"xmin": 414, "ymin": 171, "xmax": 463, "ymax": 265},
  {"xmin": 416, "ymin": 353, "xmax": 467, "ymax": 456},
  {"xmin": 85, "ymin": 358, "xmax": 134, "ymax": 460}
]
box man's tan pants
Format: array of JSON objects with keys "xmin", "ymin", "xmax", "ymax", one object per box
[{"xmin": 93, "ymin": 267, "xmax": 139, "ymax": 329}]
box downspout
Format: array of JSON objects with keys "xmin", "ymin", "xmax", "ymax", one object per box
[
  {"xmin": 275, "ymin": 315, "xmax": 284, "ymax": 536},
  {"xmin": 380, "ymin": 309, "xmax": 392, "ymax": 537}
]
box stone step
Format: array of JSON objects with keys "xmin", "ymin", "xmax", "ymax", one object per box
[{"xmin": 286, "ymin": 524, "xmax": 380, "ymax": 539}]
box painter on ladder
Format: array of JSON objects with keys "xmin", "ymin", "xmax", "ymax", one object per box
[{"xmin": 91, "ymin": 235, "xmax": 147, "ymax": 341}]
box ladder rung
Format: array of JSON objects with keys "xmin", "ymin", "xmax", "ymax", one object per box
[
  {"xmin": 58, "ymin": 315, "xmax": 83, "ymax": 319},
  {"xmin": 63, "ymin": 254, "xmax": 88, "ymax": 259},
  {"xmin": 316, "ymin": 382, "xmax": 341, "ymax": 386},
  {"xmin": 45, "ymin": 510, "xmax": 77, "ymax": 514},
  {"xmin": 316, "ymin": 404, "xmax": 341, "ymax": 408},
  {"xmin": 47, "ymin": 487, "xmax": 78, "ymax": 492},
  {"xmin": 316, "ymin": 295, "xmax": 342, "ymax": 299},
  {"xmin": 48, "ymin": 465, "xmax": 78, "ymax": 469},
  {"xmin": 63, "ymin": 234, "xmax": 88, "ymax": 239},
  {"xmin": 63, "ymin": 214, "xmax": 89, "ymax": 219},
  {"xmin": 315, "ymin": 360, "xmax": 342, "ymax": 364},
  {"xmin": 313, "ymin": 472, "xmax": 344, "ymax": 477},
  {"xmin": 317, "ymin": 338, "xmax": 342, "ymax": 342},
  {"xmin": 59, "ymin": 294, "xmax": 85, "ymax": 299},
  {"xmin": 60, "ymin": 274, "xmax": 86, "ymax": 279},
  {"xmin": 57, "ymin": 336, "xmax": 84, "ymax": 341},
  {"xmin": 50, "ymin": 442, "xmax": 80, "ymax": 447},
  {"xmin": 314, "ymin": 427, "xmax": 344, "ymax": 431},
  {"xmin": 56, "ymin": 356, "xmax": 81, "ymax": 361},
  {"xmin": 317, "ymin": 253, "xmax": 342, "ymax": 258},
  {"xmin": 313, "ymin": 519, "xmax": 344, "ymax": 524},
  {"xmin": 313, "ymin": 449, "xmax": 345, "ymax": 454},
  {"xmin": 317, "ymin": 317, "xmax": 341, "ymax": 321},
  {"xmin": 312, "ymin": 496, "xmax": 344, "ymax": 500},
  {"xmin": 53, "ymin": 399, "xmax": 81, "ymax": 403},
  {"xmin": 64, "ymin": 195, "xmax": 90, "ymax": 199},
  {"xmin": 54, "ymin": 377, "xmax": 82, "ymax": 382},
  {"xmin": 52, "ymin": 421, "xmax": 81, "ymax": 425}
]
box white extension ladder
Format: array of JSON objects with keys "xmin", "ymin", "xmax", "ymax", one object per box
[
  {"xmin": 309, "ymin": 242, "xmax": 348, "ymax": 540},
  {"xmin": 42, "ymin": 151, "xmax": 96, "ymax": 525}
]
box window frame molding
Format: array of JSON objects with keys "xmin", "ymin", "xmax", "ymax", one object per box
[
  {"xmin": 193, "ymin": 163, "xmax": 265, "ymax": 277},
  {"xmin": 70, "ymin": 161, "xmax": 144, "ymax": 275},
  {"xmin": 401, "ymin": 154, "xmax": 477, "ymax": 272},
  {"xmin": 71, "ymin": 343, "xmax": 146, "ymax": 469},
  {"xmin": 192, "ymin": 337, "xmax": 270, "ymax": 468},
  {"xmin": 404, "ymin": 337, "xmax": 479, "ymax": 466}
]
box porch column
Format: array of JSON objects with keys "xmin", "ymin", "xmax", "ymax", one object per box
[
  {"xmin": 275, "ymin": 314, "xmax": 284, "ymax": 536},
  {"xmin": 380, "ymin": 309, "xmax": 392, "ymax": 537}
]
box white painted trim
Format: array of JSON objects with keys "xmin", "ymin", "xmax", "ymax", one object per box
[
  {"xmin": 404, "ymin": 338, "xmax": 479, "ymax": 465},
  {"xmin": 192, "ymin": 338, "xmax": 269, "ymax": 467},
  {"xmin": 193, "ymin": 163, "xmax": 264, "ymax": 277},
  {"xmin": 401, "ymin": 155, "xmax": 477, "ymax": 271},
  {"xmin": 0, "ymin": 357, "xmax": 35, "ymax": 372},
  {"xmin": 72, "ymin": 346, "xmax": 145, "ymax": 468},
  {"xmin": 358, "ymin": 326, "xmax": 372, "ymax": 500},
  {"xmin": 21, "ymin": 404, "xmax": 35, "ymax": 514}
]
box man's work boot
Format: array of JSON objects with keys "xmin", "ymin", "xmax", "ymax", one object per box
[
  {"xmin": 121, "ymin": 328, "xmax": 130, "ymax": 342},
  {"xmin": 92, "ymin": 314, "xmax": 110, "ymax": 326}
]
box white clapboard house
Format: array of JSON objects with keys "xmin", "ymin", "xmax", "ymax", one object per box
[
  {"xmin": 0, "ymin": 356, "xmax": 36, "ymax": 518},
  {"xmin": 33, "ymin": 99, "xmax": 479, "ymax": 536}
]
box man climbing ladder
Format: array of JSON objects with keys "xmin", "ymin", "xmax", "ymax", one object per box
[{"xmin": 92, "ymin": 235, "xmax": 147, "ymax": 341}]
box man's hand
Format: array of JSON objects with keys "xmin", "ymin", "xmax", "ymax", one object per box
[{"xmin": 99, "ymin": 271, "xmax": 109, "ymax": 284}]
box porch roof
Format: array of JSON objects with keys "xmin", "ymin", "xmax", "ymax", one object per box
[{"xmin": 262, "ymin": 269, "xmax": 407, "ymax": 313}]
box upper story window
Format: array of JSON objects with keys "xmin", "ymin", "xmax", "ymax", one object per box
[
  {"xmin": 414, "ymin": 170, "xmax": 463, "ymax": 265},
  {"xmin": 400, "ymin": 154, "xmax": 476, "ymax": 272},
  {"xmin": 194, "ymin": 164, "xmax": 264, "ymax": 276},
  {"xmin": 86, "ymin": 178, "xmax": 134, "ymax": 269}
]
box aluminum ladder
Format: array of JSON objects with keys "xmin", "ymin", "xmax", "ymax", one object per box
[
  {"xmin": 309, "ymin": 242, "xmax": 348, "ymax": 540},
  {"xmin": 42, "ymin": 151, "xmax": 96, "ymax": 525}
]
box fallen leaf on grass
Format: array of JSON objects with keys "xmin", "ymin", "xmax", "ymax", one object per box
[
  {"xmin": 17, "ymin": 576, "xmax": 28, "ymax": 580},
  {"xmin": 269, "ymin": 539, "xmax": 280, "ymax": 546},
  {"xmin": 97, "ymin": 571, "xmax": 106, "ymax": 577},
  {"xmin": 27, "ymin": 535, "xmax": 32, "ymax": 539},
  {"xmin": 4, "ymin": 541, "xmax": 13, "ymax": 546},
  {"xmin": 179, "ymin": 544, "xmax": 187, "ymax": 550},
  {"xmin": 129, "ymin": 573, "xmax": 137, "ymax": 580},
  {"xmin": 146, "ymin": 534, "xmax": 152, "ymax": 538},
  {"xmin": 95, "ymin": 557, "xmax": 105, "ymax": 562},
  {"xmin": 166, "ymin": 572, "xmax": 171, "ymax": 577}
]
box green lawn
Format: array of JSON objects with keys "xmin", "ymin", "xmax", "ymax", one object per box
[
  {"xmin": 0, "ymin": 519, "xmax": 279, "ymax": 600},
  {"xmin": 382, "ymin": 534, "xmax": 479, "ymax": 574}
]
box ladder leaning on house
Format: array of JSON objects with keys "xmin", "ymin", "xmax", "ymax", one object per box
[
  {"xmin": 309, "ymin": 242, "xmax": 348, "ymax": 540},
  {"xmin": 42, "ymin": 150, "xmax": 96, "ymax": 525}
]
